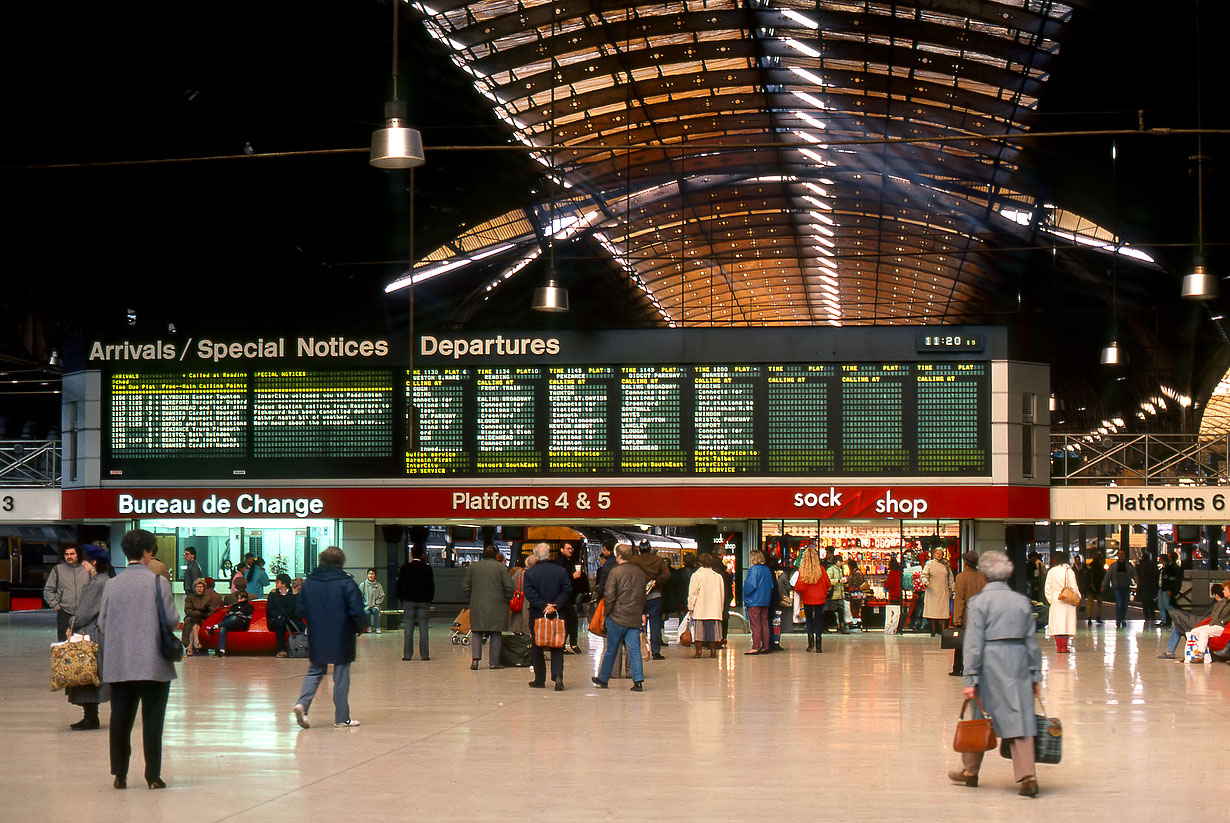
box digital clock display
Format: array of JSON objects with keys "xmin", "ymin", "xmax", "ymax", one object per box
[{"xmin": 915, "ymin": 332, "xmax": 985, "ymax": 352}]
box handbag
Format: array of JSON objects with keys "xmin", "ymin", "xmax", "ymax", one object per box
[
  {"xmin": 1000, "ymin": 697, "xmax": 1062, "ymax": 764},
  {"xmin": 509, "ymin": 573, "xmax": 525, "ymax": 613},
  {"xmin": 49, "ymin": 631, "xmax": 100, "ymax": 691},
  {"xmin": 1057, "ymin": 568, "xmax": 1081, "ymax": 607},
  {"xmin": 534, "ymin": 613, "xmax": 566, "ymax": 648},
  {"xmin": 588, "ymin": 598, "xmax": 607, "ymax": 637},
  {"xmin": 155, "ymin": 577, "xmax": 185, "ymax": 663},
  {"xmin": 952, "ymin": 695, "xmax": 998, "ymax": 753},
  {"xmin": 940, "ymin": 625, "xmax": 963, "ymax": 650}
]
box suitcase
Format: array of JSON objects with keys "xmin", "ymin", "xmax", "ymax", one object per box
[
  {"xmin": 499, "ymin": 633, "xmax": 531, "ymax": 667},
  {"xmin": 288, "ymin": 633, "xmax": 310, "ymax": 659}
]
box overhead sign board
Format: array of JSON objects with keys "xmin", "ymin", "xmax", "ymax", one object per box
[
  {"xmin": 0, "ymin": 488, "xmax": 62, "ymax": 522},
  {"xmin": 1050, "ymin": 486, "xmax": 1230, "ymax": 523}
]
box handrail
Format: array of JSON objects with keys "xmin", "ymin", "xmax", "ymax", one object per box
[
  {"xmin": 1051, "ymin": 433, "xmax": 1230, "ymax": 486},
  {"xmin": 0, "ymin": 440, "xmax": 61, "ymax": 487}
]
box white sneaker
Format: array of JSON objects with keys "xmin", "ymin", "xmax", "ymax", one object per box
[
  {"xmin": 375, "ymin": 628, "xmax": 382, "ymax": 634},
  {"xmin": 293, "ymin": 704, "xmax": 309, "ymax": 729},
  {"xmin": 334, "ymin": 719, "xmax": 361, "ymax": 728}
]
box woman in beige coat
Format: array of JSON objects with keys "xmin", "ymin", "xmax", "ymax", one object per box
[
  {"xmin": 922, "ymin": 549, "xmax": 955, "ymax": 636},
  {"xmin": 688, "ymin": 553, "xmax": 726, "ymax": 659}
]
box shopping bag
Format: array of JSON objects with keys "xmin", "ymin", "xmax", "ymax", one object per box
[
  {"xmin": 50, "ymin": 636, "xmax": 100, "ymax": 691},
  {"xmin": 677, "ymin": 612, "xmax": 693, "ymax": 647},
  {"xmin": 534, "ymin": 615, "xmax": 565, "ymax": 649},
  {"xmin": 1184, "ymin": 633, "xmax": 1204, "ymax": 663},
  {"xmin": 1000, "ymin": 698, "xmax": 1062, "ymax": 764},
  {"xmin": 588, "ymin": 598, "xmax": 607, "ymax": 637},
  {"xmin": 883, "ymin": 605, "xmax": 901, "ymax": 635}
]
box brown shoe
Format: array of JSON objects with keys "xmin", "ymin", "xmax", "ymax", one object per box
[
  {"xmin": 1018, "ymin": 776, "xmax": 1039, "ymax": 797},
  {"xmin": 947, "ymin": 770, "xmax": 978, "ymax": 787}
]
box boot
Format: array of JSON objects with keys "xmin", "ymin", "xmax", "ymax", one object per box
[
  {"xmin": 71, "ymin": 704, "xmax": 100, "ymax": 730},
  {"xmin": 693, "ymin": 645, "xmax": 703, "ymax": 658},
  {"xmin": 815, "ymin": 636, "xmax": 823, "ymax": 653},
  {"xmin": 806, "ymin": 637, "xmax": 815, "ymax": 651}
]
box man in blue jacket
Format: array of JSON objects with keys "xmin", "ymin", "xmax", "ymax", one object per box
[{"xmin": 292, "ymin": 546, "xmax": 365, "ymax": 728}]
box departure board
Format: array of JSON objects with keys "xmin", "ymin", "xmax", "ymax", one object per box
[
  {"xmin": 694, "ymin": 365, "xmax": 759, "ymax": 474},
  {"xmin": 767, "ymin": 365, "xmax": 834, "ymax": 472},
  {"xmin": 620, "ymin": 366, "xmax": 686, "ymax": 473},
  {"xmin": 548, "ymin": 366, "xmax": 614, "ymax": 474},
  {"xmin": 474, "ymin": 367, "xmax": 542, "ymax": 474},
  {"xmin": 100, "ymin": 355, "xmax": 992, "ymax": 479},
  {"xmin": 406, "ymin": 368, "xmax": 469, "ymax": 475}
]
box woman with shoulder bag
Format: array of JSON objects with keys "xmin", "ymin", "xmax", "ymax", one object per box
[
  {"xmin": 1044, "ymin": 550, "xmax": 1080, "ymax": 653},
  {"xmin": 948, "ymin": 550, "xmax": 1043, "ymax": 798}
]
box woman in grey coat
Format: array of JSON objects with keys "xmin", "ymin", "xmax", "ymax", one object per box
[
  {"xmin": 948, "ymin": 550, "xmax": 1043, "ymax": 798},
  {"xmin": 99, "ymin": 529, "xmax": 180, "ymax": 790},
  {"xmin": 462, "ymin": 546, "xmax": 514, "ymax": 670},
  {"xmin": 65, "ymin": 544, "xmax": 113, "ymax": 730}
]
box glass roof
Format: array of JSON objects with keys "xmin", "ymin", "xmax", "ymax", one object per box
[{"xmin": 403, "ymin": 0, "xmax": 1082, "ymax": 326}]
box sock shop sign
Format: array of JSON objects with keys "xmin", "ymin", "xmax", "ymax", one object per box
[{"xmin": 64, "ymin": 485, "xmax": 1046, "ymax": 521}]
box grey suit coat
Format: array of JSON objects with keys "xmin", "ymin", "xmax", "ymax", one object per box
[
  {"xmin": 961, "ymin": 581, "xmax": 1041, "ymax": 740},
  {"xmin": 99, "ymin": 563, "xmax": 180, "ymax": 683}
]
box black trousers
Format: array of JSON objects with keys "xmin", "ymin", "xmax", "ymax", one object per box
[
  {"xmin": 531, "ymin": 642, "xmax": 564, "ymax": 683},
  {"xmin": 560, "ymin": 601, "xmax": 579, "ymax": 646},
  {"xmin": 109, "ymin": 680, "xmax": 171, "ymax": 781},
  {"xmin": 56, "ymin": 609, "xmax": 73, "ymax": 640}
]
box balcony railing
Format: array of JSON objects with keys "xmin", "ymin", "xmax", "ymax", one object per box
[
  {"xmin": 1051, "ymin": 433, "xmax": 1230, "ymax": 486},
  {"xmin": 0, "ymin": 440, "xmax": 61, "ymax": 487}
]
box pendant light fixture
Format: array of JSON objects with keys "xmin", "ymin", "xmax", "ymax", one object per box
[
  {"xmin": 1182, "ymin": 5, "xmax": 1216, "ymax": 300},
  {"xmin": 370, "ymin": 0, "xmax": 425, "ymax": 170},
  {"xmin": 1102, "ymin": 140, "xmax": 1126, "ymax": 366},
  {"xmin": 532, "ymin": 5, "xmax": 568, "ymax": 313}
]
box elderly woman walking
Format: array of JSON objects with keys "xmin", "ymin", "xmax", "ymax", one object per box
[
  {"xmin": 948, "ymin": 550, "xmax": 1043, "ymax": 798},
  {"xmin": 65, "ymin": 544, "xmax": 113, "ymax": 730}
]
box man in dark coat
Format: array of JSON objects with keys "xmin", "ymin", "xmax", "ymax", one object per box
[
  {"xmin": 396, "ymin": 543, "xmax": 435, "ymax": 661},
  {"xmin": 182, "ymin": 547, "xmax": 202, "ymax": 596},
  {"xmin": 524, "ymin": 543, "xmax": 572, "ymax": 690},
  {"xmin": 462, "ymin": 545, "xmax": 514, "ymax": 670},
  {"xmin": 592, "ymin": 544, "xmax": 648, "ymax": 691},
  {"xmin": 292, "ymin": 546, "xmax": 365, "ymax": 729},
  {"xmin": 630, "ymin": 542, "xmax": 671, "ymax": 659}
]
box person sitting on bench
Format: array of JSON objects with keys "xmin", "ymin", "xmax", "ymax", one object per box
[
  {"xmin": 1158, "ymin": 583, "xmax": 1226, "ymax": 659},
  {"xmin": 1184, "ymin": 582, "xmax": 1230, "ymax": 660}
]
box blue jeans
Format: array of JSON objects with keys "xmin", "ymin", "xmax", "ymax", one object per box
[
  {"xmin": 597, "ymin": 619, "xmax": 644, "ymax": 683},
  {"xmin": 365, "ymin": 606, "xmax": 381, "ymax": 631},
  {"xmin": 644, "ymin": 596, "xmax": 663, "ymax": 654},
  {"xmin": 1167, "ymin": 625, "xmax": 1184, "ymax": 655},
  {"xmin": 217, "ymin": 615, "xmax": 248, "ymax": 652},
  {"xmin": 296, "ymin": 661, "xmax": 352, "ymax": 725},
  {"xmin": 1114, "ymin": 588, "xmax": 1130, "ymax": 625},
  {"xmin": 1157, "ymin": 591, "xmax": 1172, "ymax": 624},
  {"xmin": 403, "ymin": 602, "xmax": 430, "ymax": 659}
]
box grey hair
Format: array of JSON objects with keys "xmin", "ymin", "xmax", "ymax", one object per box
[
  {"xmin": 532, "ymin": 542, "xmax": 552, "ymax": 561},
  {"xmin": 979, "ymin": 550, "xmax": 1013, "ymax": 582}
]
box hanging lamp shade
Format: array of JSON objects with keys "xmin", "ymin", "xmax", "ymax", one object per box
[
  {"xmin": 370, "ymin": 100, "xmax": 425, "ymax": 169},
  {"xmin": 532, "ymin": 279, "xmax": 569, "ymax": 312},
  {"xmin": 1100, "ymin": 340, "xmax": 1125, "ymax": 366},
  {"xmin": 1181, "ymin": 263, "xmax": 1218, "ymax": 300}
]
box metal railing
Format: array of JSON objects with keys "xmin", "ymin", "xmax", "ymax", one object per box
[
  {"xmin": 1051, "ymin": 433, "xmax": 1230, "ymax": 486},
  {"xmin": 0, "ymin": 440, "xmax": 61, "ymax": 487}
]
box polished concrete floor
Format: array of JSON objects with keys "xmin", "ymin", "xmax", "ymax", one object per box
[{"xmin": 3, "ymin": 610, "xmax": 1228, "ymax": 822}]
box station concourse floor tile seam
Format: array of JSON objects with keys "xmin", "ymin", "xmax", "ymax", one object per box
[{"xmin": 2, "ymin": 612, "xmax": 1228, "ymax": 822}]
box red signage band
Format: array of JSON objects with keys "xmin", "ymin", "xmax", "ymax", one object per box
[{"xmin": 60, "ymin": 485, "xmax": 1049, "ymax": 521}]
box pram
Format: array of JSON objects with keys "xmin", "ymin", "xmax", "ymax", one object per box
[{"xmin": 449, "ymin": 608, "xmax": 471, "ymax": 645}]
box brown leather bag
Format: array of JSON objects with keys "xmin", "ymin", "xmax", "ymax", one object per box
[{"xmin": 952, "ymin": 695, "xmax": 998, "ymax": 753}]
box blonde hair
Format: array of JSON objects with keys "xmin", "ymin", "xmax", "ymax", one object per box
[
  {"xmin": 798, "ymin": 546, "xmax": 823, "ymax": 584},
  {"xmin": 749, "ymin": 549, "xmax": 765, "ymax": 565}
]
